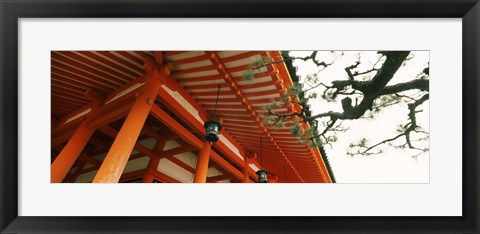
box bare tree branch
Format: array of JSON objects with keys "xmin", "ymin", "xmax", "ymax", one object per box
[{"xmin": 263, "ymin": 51, "xmax": 429, "ymax": 157}]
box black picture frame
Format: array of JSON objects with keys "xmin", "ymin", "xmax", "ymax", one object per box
[{"xmin": 1, "ymin": 0, "xmax": 478, "ymax": 233}]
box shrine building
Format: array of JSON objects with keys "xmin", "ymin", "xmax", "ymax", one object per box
[{"xmin": 50, "ymin": 51, "xmax": 335, "ymax": 183}]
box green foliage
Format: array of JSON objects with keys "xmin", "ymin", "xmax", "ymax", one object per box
[
  {"xmin": 326, "ymin": 135, "xmax": 338, "ymax": 143},
  {"xmin": 290, "ymin": 125, "xmax": 302, "ymax": 137},
  {"xmin": 242, "ymin": 69, "xmax": 254, "ymax": 81},
  {"xmin": 347, "ymin": 138, "xmax": 384, "ymax": 156},
  {"xmin": 251, "ymin": 57, "xmax": 265, "ymax": 68},
  {"xmin": 242, "ymin": 55, "xmax": 274, "ymax": 81},
  {"xmin": 322, "ymin": 90, "xmax": 336, "ymax": 102},
  {"xmin": 305, "ymin": 73, "xmax": 320, "ymax": 84},
  {"xmin": 248, "ymin": 51, "xmax": 429, "ymax": 159},
  {"xmin": 287, "ymin": 82, "xmax": 303, "ymax": 96}
]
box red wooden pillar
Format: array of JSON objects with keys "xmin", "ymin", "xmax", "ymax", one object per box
[
  {"xmin": 242, "ymin": 156, "xmax": 250, "ymax": 183},
  {"xmin": 142, "ymin": 156, "xmax": 159, "ymax": 183},
  {"xmin": 51, "ymin": 107, "xmax": 100, "ymax": 183},
  {"xmin": 142, "ymin": 170, "xmax": 156, "ymax": 183},
  {"xmin": 92, "ymin": 76, "xmax": 162, "ymax": 183},
  {"xmin": 142, "ymin": 130, "xmax": 168, "ymax": 183},
  {"xmin": 193, "ymin": 141, "xmax": 212, "ymax": 183},
  {"xmin": 51, "ymin": 90, "xmax": 103, "ymax": 183},
  {"xmin": 142, "ymin": 138, "xmax": 165, "ymax": 183}
]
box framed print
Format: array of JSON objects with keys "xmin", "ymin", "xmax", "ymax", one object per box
[{"xmin": 1, "ymin": 0, "xmax": 479, "ymax": 233}]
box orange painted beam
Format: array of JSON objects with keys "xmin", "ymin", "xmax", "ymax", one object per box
[
  {"xmin": 51, "ymin": 88, "xmax": 104, "ymax": 183},
  {"xmin": 78, "ymin": 51, "xmax": 140, "ymax": 78},
  {"xmin": 52, "ymin": 52, "xmax": 130, "ymax": 84},
  {"xmin": 206, "ymin": 51, "xmax": 305, "ymax": 182},
  {"xmin": 119, "ymin": 169, "xmax": 147, "ymax": 183},
  {"xmin": 96, "ymin": 51, "xmax": 144, "ymax": 74},
  {"xmin": 142, "ymin": 173, "xmax": 155, "ymax": 183},
  {"xmin": 269, "ymin": 174, "xmax": 279, "ymax": 183},
  {"xmin": 231, "ymin": 70, "xmax": 278, "ymax": 82},
  {"xmin": 88, "ymin": 101, "xmax": 134, "ymax": 129},
  {"xmin": 142, "ymin": 156, "xmax": 159, "ymax": 183},
  {"xmin": 51, "ymin": 80, "xmax": 88, "ymax": 95},
  {"xmin": 51, "ymin": 58, "xmax": 120, "ymax": 88},
  {"xmin": 142, "ymin": 136, "xmax": 166, "ymax": 183},
  {"xmin": 173, "ymin": 64, "xmax": 217, "ymax": 75},
  {"xmin": 52, "ymin": 88, "xmax": 88, "ymax": 101},
  {"xmin": 92, "ymin": 73, "xmax": 164, "ymax": 183},
  {"xmin": 97, "ymin": 125, "xmax": 157, "ymax": 159},
  {"xmin": 55, "ymin": 104, "xmax": 93, "ymax": 127},
  {"xmin": 193, "ymin": 141, "xmax": 211, "ymax": 183},
  {"xmin": 149, "ymin": 168, "xmax": 180, "ymax": 183},
  {"xmin": 167, "ymin": 157, "xmax": 195, "ymax": 174},
  {"xmin": 51, "ymin": 79, "xmax": 145, "ymax": 148},
  {"xmin": 209, "ymin": 163, "xmax": 231, "ymax": 178},
  {"xmin": 141, "ymin": 173, "xmax": 155, "ymax": 183},
  {"xmin": 151, "ymin": 105, "xmax": 203, "ymax": 149},
  {"xmin": 102, "ymin": 76, "xmax": 146, "ymax": 105},
  {"xmin": 243, "ymin": 156, "xmax": 250, "ymax": 183},
  {"xmin": 154, "ymin": 51, "xmax": 164, "ymax": 66},
  {"xmin": 205, "ymin": 110, "xmax": 250, "ymax": 116},
  {"xmin": 207, "ymin": 174, "xmax": 234, "ymax": 183},
  {"xmin": 51, "ymin": 73, "xmax": 111, "ymax": 95},
  {"xmin": 222, "ymin": 64, "xmax": 250, "ymax": 73},
  {"xmin": 51, "ymin": 129, "xmax": 76, "ymax": 147},
  {"xmin": 209, "ymin": 151, "xmax": 244, "ymax": 181},
  {"xmin": 186, "ymin": 83, "xmax": 229, "ymax": 90},
  {"xmin": 160, "ymin": 144, "xmax": 196, "ymax": 159},
  {"xmin": 141, "ymin": 126, "xmax": 164, "ymax": 142},
  {"xmin": 190, "ymin": 90, "xmax": 237, "ymax": 98},
  {"xmin": 267, "ymin": 51, "xmax": 329, "ymax": 182},
  {"xmin": 178, "ymin": 75, "xmax": 224, "ymax": 84},
  {"xmin": 236, "ymin": 80, "xmax": 282, "ymax": 90},
  {"xmin": 51, "ymin": 66, "xmax": 115, "ymax": 91},
  {"xmin": 164, "ymin": 51, "xmax": 185, "ymax": 57},
  {"xmin": 220, "ymin": 51, "xmax": 266, "ymax": 63},
  {"xmin": 170, "ymin": 54, "xmax": 208, "ymax": 66},
  {"xmin": 150, "ymin": 105, "xmax": 245, "ymax": 181},
  {"xmin": 116, "ymin": 51, "xmax": 144, "ymax": 66},
  {"xmin": 51, "ymin": 118, "xmax": 96, "ymax": 183}
]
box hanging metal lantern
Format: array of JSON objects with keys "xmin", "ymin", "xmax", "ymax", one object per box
[
  {"xmin": 256, "ymin": 169, "xmax": 268, "ymax": 183},
  {"xmin": 203, "ymin": 85, "xmax": 223, "ymax": 143},
  {"xmin": 204, "ymin": 120, "xmax": 222, "ymax": 143}
]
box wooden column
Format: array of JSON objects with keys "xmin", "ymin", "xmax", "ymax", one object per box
[
  {"xmin": 141, "ymin": 170, "xmax": 156, "ymax": 183},
  {"xmin": 193, "ymin": 141, "xmax": 212, "ymax": 183},
  {"xmin": 142, "ymin": 156, "xmax": 159, "ymax": 183},
  {"xmin": 93, "ymin": 75, "xmax": 163, "ymax": 183},
  {"xmin": 51, "ymin": 116, "xmax": 96, "ymax": 183},
  {"xmin": 142, "ymin": 138, "xmax": 166, "ymax": 183},
  {"xmin": 242, "ymin": 156, "xmax": 250, "ymax": 183},
  {"xmin": 51, "ymin": 90, "xmax": 104, "ymax": 183}
]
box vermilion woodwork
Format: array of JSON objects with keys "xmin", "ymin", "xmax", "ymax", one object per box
[
  {"xmin": 92, "ymin": 65, "xmax": 169, "ymax": 183},
  {"xmin": 193, "ymin": 141, "xmax": 212, "ymax": 183}
]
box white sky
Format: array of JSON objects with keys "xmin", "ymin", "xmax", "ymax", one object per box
[{"xmin": 291, "ymin": 51, "xmax": 429, "ymax": 183}]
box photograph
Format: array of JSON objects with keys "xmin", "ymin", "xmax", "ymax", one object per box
[
  {"xmin": 51, "ymin": 50, "xmax": 429, "ymax": 183},
  {"xmin": 2, "ymin": 0, "xmax": 478, "ymax": 231}
]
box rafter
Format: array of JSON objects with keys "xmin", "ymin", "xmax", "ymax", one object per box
[{"xmin": 207, "ymin": 51, "xmax": 305, "ymax": 182}]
